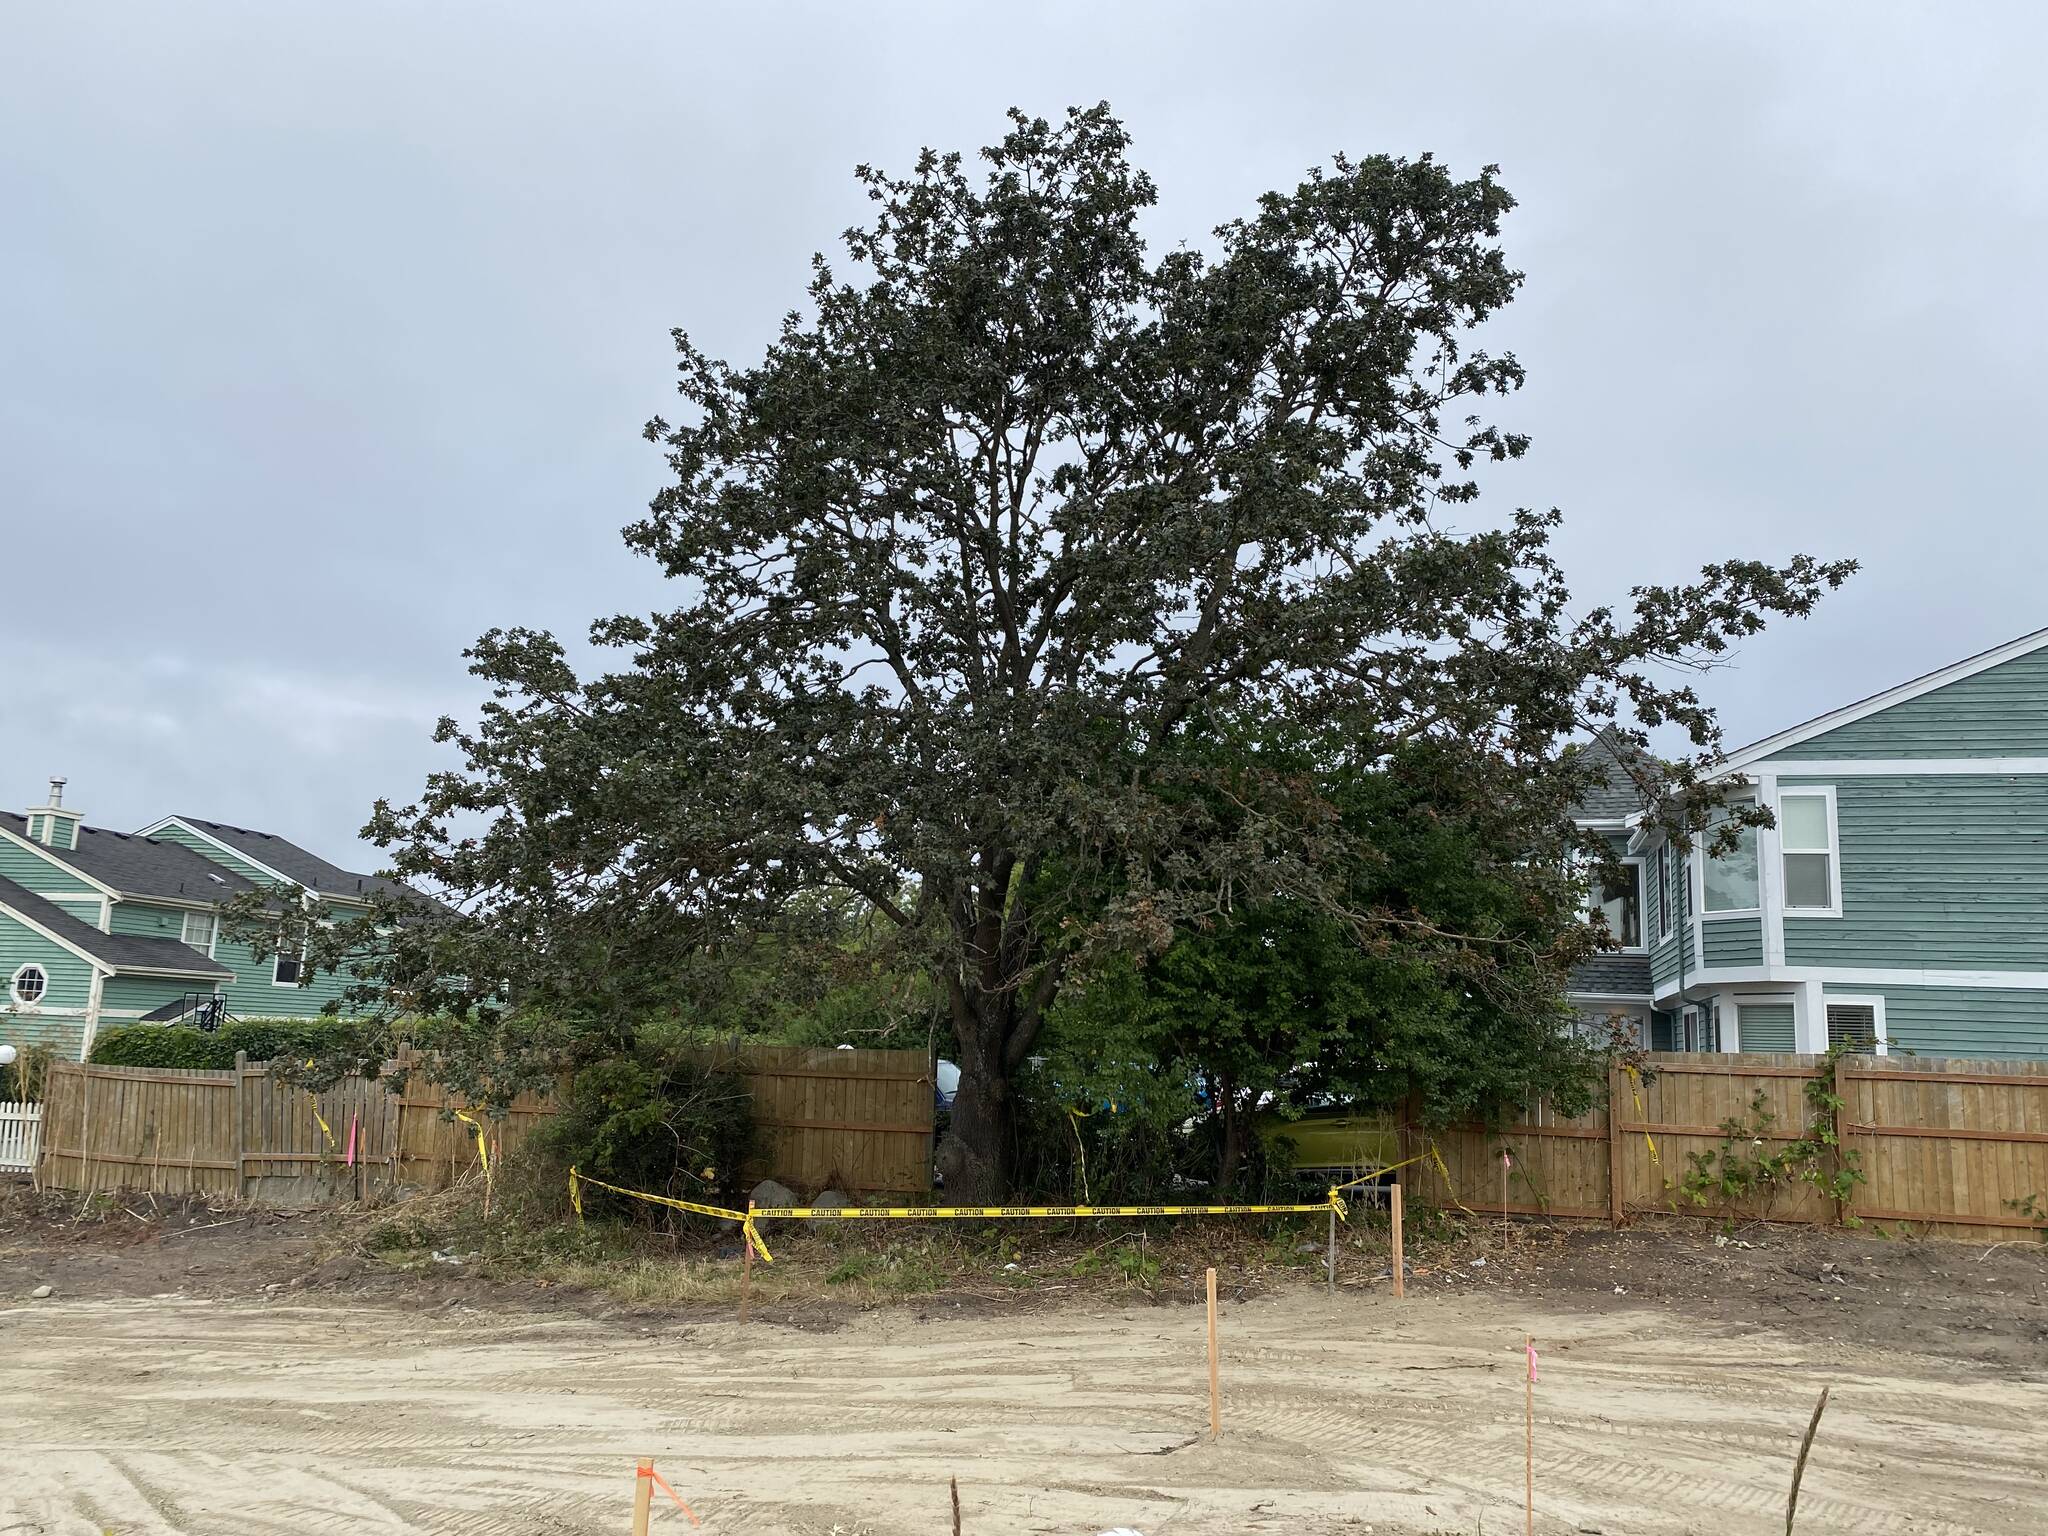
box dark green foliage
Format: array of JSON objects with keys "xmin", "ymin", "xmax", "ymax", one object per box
[
  {"xmin": 89, "ymin": 1018, "xmax": 383, "ymax": 1071},
  {"xmin": 1044, "ymin": 740, "xmax": 1602, "ymax": 1188},
  {"xmin": 287, "ymin": 105, "xmax": 1850, "ymax": 1199},
  {"xmin": 536, "ymin": 1048, "xmax": 761, "ymax": 1212},
  {"xmin": 533, "ymin": 1045, "xmax": 755, "ymax": 1216}
]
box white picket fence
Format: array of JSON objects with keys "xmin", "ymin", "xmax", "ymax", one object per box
[{"xmin": 0, "ymin": 1101, "xmax": 41, "ymax": 1173}]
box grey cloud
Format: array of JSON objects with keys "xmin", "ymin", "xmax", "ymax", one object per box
[{"xmin": 3, "ymin": 3, "xmax": 2043, "ymax": 857}]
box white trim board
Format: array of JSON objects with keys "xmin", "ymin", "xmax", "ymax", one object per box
[
  {"xmin": 1760, "ymin": 757, "xmax": 2048, "ymax": 777},
  {"xmin": 1659, "ymin": 965, "xmax": 2048, "ymax": 993},
  {"xmin": 1717, "ymin": 626, "xmax": 2048, "ymax": 774}
]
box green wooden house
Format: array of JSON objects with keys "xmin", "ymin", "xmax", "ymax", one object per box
[
  {"xmin": 1572, "ymin": 626, "xmax": 2048, "ymax": 1059},
  {"xmin": 0, "ymin": 779, "xmax": 407, "ymax": 1062}
]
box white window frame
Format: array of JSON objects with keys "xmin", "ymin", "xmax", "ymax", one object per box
[
  {"xmin": 1696, "ymin": 797, "xmax": 1762, "ymax": 919},
  {"xmin": 272, "ymin": 944, "xmax": 306, "ymax": 987},
  {"xmin": 1823, "ymin": 992, "xmax": 1888, "ymax": 1057},
  {"xmin": 180, "ymin": 910, "xmax": 219, "ymax": 957},
  {"xmin": 1655, "ymin": 844, "xmax": 1676, "ymax": 946},
  {"xmin": 1777, "ymin": 785, "xmax": 1842, "ymax": 918},
  {"xmin": 9, "ymin": 964, "xmax": 49, "ymax": 1007}
]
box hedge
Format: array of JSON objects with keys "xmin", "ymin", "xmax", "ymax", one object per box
[{"xmin": 88, "ymin": 1018, "xmax": 376, "ymax": 1070}]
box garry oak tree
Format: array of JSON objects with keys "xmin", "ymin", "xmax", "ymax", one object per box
[{"xmin": 319, "ymin": 105, "xmax": 1850, "ymax": 1197}]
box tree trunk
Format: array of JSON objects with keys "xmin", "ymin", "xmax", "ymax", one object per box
[
  {"xmin": 1216, "ymin": 1076, "xmax": 1247, "ymax": 1193},
  {"xmin": 938, "ymin": 1059, "xmax": 1010, "ymax": 1202},
  {"xmin": 935, "ymin": 984, "xmax": 1016, "ymax": 1202}
]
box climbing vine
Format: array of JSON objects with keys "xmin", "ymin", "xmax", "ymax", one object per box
[{"xmin": 1674, "ymin": 1042, "xmax": 1867, "ymax": 1221}]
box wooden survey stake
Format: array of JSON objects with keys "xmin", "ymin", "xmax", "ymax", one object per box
[
  {"xmin": 1390, "ymin": 1181, "xmax": 1405, "ymax": 1299},
  {"xmin": 1524, "ymin": 1335, "xmax": 1536, "ymax": 1536},
  {"xmin": 1205, "ymin": 1266, "xmax": 1221, "ymax": 1437},
  {"xmin": 632, "ymin": 1458, "xmax": 653, "ymax": 1536}
]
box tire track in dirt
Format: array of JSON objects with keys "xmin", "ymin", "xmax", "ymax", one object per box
[{"xmin": 5, "ymin": 1294, "xmax": 2045, "ymax": 1535}]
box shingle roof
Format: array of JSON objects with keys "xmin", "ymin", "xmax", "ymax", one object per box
[
  {"xmin": 0, "ymin": 812, "xmax": 256, "ymax": 903},
  {"xmin": 0, "ymin": 875, "xmax": 231, "ymax": 977},
  {"xmin": 1564, "ymin": 732, "xmax": 1661, "ymax": 823},
  {"xmin": 171, "ymin": 816, "xmax": 421, "ymax": 905},
  {"xmin": 1569, "ymin": 953, "xmax": 1653, "ymax": 1000}
]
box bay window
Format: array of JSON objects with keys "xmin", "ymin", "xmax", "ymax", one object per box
[{"xmin": 1701, "ymin": 797, "xmax": 1760, "ymax": 913}]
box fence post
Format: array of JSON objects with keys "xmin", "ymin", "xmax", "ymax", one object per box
[
  {"xmin": 1829, "ymin": 1050, "xmax": 1851, "ymax": 1228},
  {"xmin": 1606, "ymin": 1059, "xmax": 1626, "ymax": 1229},
  {"xmin": 234, "ymin": 1052, "xmax": 248, "ymax": 1200}
]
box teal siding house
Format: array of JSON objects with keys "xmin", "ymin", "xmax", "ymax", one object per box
[
  {"xmin": 1573, "ymin": 627, "xmax": 2048, "ymax": 1060},
  {"xmin": 0, "ymin": 779, "xmax": 407, "ymax": 1062}
]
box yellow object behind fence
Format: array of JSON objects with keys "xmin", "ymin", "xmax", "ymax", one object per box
[{"xmin": 567, "ymin": 1166, "xmax": 1372, "ymax": 1264}]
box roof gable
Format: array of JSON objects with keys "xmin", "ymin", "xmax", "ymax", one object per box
[
  {"xmin": 1721, "ymin": 626, "xmax": 2048, "ymax": 770},
  {"xmin": 0, "ymin": 812, "xmax": 255, "ymax": 904},
  {"xmin": 0, "ymin": 876, "xmax": 231, "ymax": 977},
  {"xmin": 141, "ymin": 815, "xmax": 415, "ymax": 905}
]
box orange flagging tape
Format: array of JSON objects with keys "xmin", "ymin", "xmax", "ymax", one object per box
[{"xmin": 640, "ymin": 1461, "xmax": 702, "ymax": 1526}]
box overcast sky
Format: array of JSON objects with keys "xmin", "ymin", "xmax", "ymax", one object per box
[{"xmin": 4, "ymin": 4, "xmax": 2044, "ymax": 868}]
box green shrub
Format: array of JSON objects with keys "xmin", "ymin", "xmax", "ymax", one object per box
[
  {"xmin": 89, "ymin": 1017, "xmax": 380, "ymax": 1071},
  {"xmin": 533, "ymin": 1047, "xmax": 756, "ymax": 1219}
]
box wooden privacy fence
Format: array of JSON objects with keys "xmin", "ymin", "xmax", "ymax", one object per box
[
  {"xmin": 689, "ymin": 1043, "xmax": 935, "ymax": 1194},
  {"xmin": 34, "ymin": 1044, "xmax": 933, "ymax": 1205},
  {"xmin": 1405, "ymin": 1051, "xmax": 2048, "ymax": 1237},
  {"xmin": 36, "ymin": 1056, "xmax": 555, "ymax": 1204}
]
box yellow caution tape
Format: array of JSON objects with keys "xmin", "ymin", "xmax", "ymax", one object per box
[
  {"xmin": 307, "ymin": 1094, "xmax": 337, "ymax": 1152},
  {"xmin": 453, "ymin": 1109, "xmax": 489, "ymax": 1172},
  {"xmin": 1330, "ymin": 1152, "xmax": 1426, "ymax": 1193},
  {"xmin": 749, "ymin": 1200, "xmax": 1340, "ymax": 1220},
  {"xmin": 569, "ymin": 1168, "xmax": 772, "ymax": 1261},
  {"xmin": 1624, "ymin": 1065, "xmax": 1662, "ymax": 1166},
  {"xmin": 569, "ymin": 1166, "xmax": 1348, "ymax": 1264},
  {"xmin": 1426, "ymin": 1139, "xmax": 1479, "ymax": 1218}
]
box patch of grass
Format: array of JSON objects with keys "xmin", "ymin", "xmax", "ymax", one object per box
[
  {"xmin": 1111, "ymin": 1241, "xmax": 1159, "ymax": 1288},
  {"xmin": 826, "ymin": 1253, "xmax": 878, "ymax": 1285},
  {"xmin": 886, "ymin": 1245, "xmax": 945, "ymax": 1294}
]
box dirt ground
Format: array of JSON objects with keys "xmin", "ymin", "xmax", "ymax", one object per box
[{"xmin": 3, "ymin": 1187, "xmax": 2045, "ymax": 1535}]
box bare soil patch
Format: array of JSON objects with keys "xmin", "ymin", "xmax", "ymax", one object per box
[{"xmin": 3, "ymin": 1179, "xmax": 2044, "ymax": 1533}]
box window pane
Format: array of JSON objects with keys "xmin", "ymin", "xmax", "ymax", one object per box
[
  {"xmin": 1703, "ymin": 828, "xmax": 1759, "ymax": 911},
  {"xmin": 1784, "ymin": 851, "xmax": 1832, "ymax": 909},
  {"xmin": 1826, "ymin": 1004, "xmax": 1877, "ymax": 1052},
  {"xmin": 1781, "ymin": 794, "xmax": 1830, "ymax": 851},
  {"xmin": 1598, "ymin": 866, "xmax": 1642, "ymax": 947}
]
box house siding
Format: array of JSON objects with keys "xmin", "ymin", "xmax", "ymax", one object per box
[
  {"xmin": 0, "ymin": 918, "xmax": 94, "ymax": 1010},
  {"xmin": 1650, "ymin": 935, "xmax": 1683, "ymax": 992},
  {"xmin": 1781, "ymin": 774, "xmax": 2048, "ymax": 970},
  {"xmin": 1702, "ymin": 917, "xmax": 1764, "ymax": 968},
  {"xmin": 101, "ymin": 973, "xmax": 208, "ymax": 1015},
  {"xmin": 1876, "ymin": 986, "xmax": 2048, "ymax": 1061},
  {"xmin": 211, "ymin": 930, "xmax": 363, "ymax": 1020},
  {"xmin": 109, "ymin": 900, "xmax": 197, "ymax": 939},
  {"xmin": 0, "ymin": 837, "xmax": 98, "ymax": 897},
  {"xmin": 1761, "ymin": 645, "xmax": 2048, "ymax": 760}
]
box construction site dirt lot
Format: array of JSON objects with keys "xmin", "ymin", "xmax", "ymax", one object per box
[{"xmin": 2, "ymin": 1196, "xmax": 2045, "ymax": 1535}]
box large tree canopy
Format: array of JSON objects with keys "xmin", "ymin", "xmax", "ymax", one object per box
[{"xmin": 326, "ymin": 105, "xmax": 1850, "ymax": 1198}]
